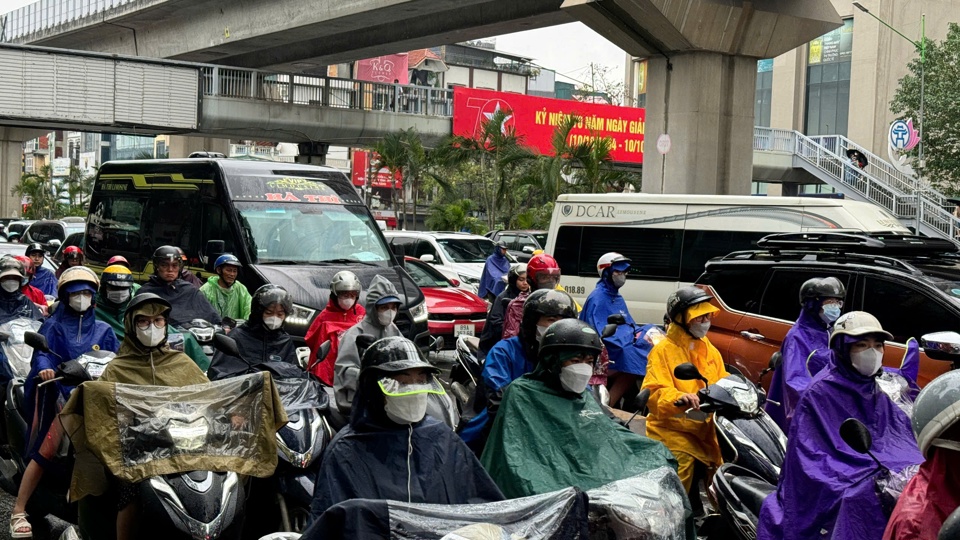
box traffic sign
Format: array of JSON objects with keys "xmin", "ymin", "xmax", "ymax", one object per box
[{"xmin": 656, "ymin": 134, "xmax": 671, "ymax": 155}]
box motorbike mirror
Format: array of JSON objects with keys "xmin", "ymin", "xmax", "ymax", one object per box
[
  {"xmin": 769, "ymin": 351, "xmax": 783, "ymax": 371},
  {"xmin": 212, "ymin": 333, "xmax": 241, "ymax": 357},
  {"xmin": 356, "ymin": 334, "xmax": 377, "ymax": 359},
  {"xmin": 601, "ymin": 323, "xmax": 617, "ymax": 339},
  {"xmin": 634, "ymin": 388, "xmax": 650, "ymax": 412},
  {"xmin": 24, "ymin": 331, "xmax": 50, "ymax": 353},
  {"xmin": 316, "ymin": 340, "xmax": 331, "ymax": 360},
  {"xmin": 431, "ymin": 335, "xmax": 445, "ymax": 352},
  {"xmin": 939, "ymin": 506, "xmax": 960, "ymax": 540},
  {"xmin": 840, "ymin": 418, "xmax": 872, "ymax": 454},
  {"xmin": 674, "ymin": 363, "xmax": 707, "ymax": 383},
  {"xmin": 606, "ymin": 313, "xmax": 626, "ymax": 325},
  {"xmin": 58, "ymin": 360, "xmax": 92, "ymax": 385},
  {"xmin": 922, "ymin": 331, "xmax": 960, "ymax": 362}
]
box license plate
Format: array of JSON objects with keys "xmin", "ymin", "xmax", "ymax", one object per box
[{"xmin": 454, "ymin": 324, "xmax": 475, "ymax": 337}]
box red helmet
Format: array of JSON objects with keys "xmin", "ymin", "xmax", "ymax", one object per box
[
  {"xmin": 13, "ymin": 255, "xmax": 34, "ymax": 276},
  {"xmin": 63, "ymin": 246, "xmax": 84, "ymax": 261},
  {"xmin": 526, "ymin": 253, "xmax": 561, "ymax": 290},
  {"xmin": 107, "ymin": 255, "xmax": 130, "ymax": 269}
]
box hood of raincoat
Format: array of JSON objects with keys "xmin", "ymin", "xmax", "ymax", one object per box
[
  {"xmin": 207, "ymin": 321, "xmax": 297, "ymax": 381},
  {"xmin": 137, "ymin": 276, "xmax": 222, "ymax": 327},
  {"xmin": 30, "ymin": 266, "xmax": 57, "ymax": 297},
  {"xmin": 477, "ymin": 249, "xmax": 510, "ymax": 298},
  {"xmin": 580, "ymin": 279, "xmax": 647, "ymax": 376},
  {"xmin": 480, "ymin": 372, "xmax": 682, "ymax": 500},
  {"xmin": 361, "ymin": 275, "xmax": 401, "ymax": 328},
  {"xmin": 758, "ymin": 355, "xmax": 923, "ymax": 540},
  {"xmin": 0, "ymin": 290, "xmax": 41, "ymax": 325},
  {"xmin": 764, "ymin": 307, "xmax": 830, "ymax": 432},
  {"xmin": 883, "ymin": 447, "xmax": 960, "ymax": 540}
]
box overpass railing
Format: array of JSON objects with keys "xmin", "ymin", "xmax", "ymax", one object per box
[
  {"xmin": 200, "ymin": 66, "xmax": 454, "ymax": 117},
  {"xmin": 1, "ymin": 0, "xmax": 138, "ymax": 42}
]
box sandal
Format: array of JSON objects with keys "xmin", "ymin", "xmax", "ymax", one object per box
[{"xmin": 10, "ymin": 512, "xmax": 31, "ymax": 538}]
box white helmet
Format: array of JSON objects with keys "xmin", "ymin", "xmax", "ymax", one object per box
[
  {"xmin": 330, "ymin": 270, "xmax": 361, "ymax": 296},
  {"xmin": 829, "ymin": 311, "xmax": 893, "ymax": 347},
  {"xmin": 596, "ymin": 252, "xmax": 631, "ymax": 277}
]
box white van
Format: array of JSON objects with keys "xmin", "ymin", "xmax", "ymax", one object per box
[{"xmin": 545, "ymin": 194, "xmax": 911, "ymax": 323}]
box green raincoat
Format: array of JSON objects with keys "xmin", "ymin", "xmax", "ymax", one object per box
[
  {"xmin": 200, "ymin": 276, "xmax": 252, "ymax": 321},
  {"xmin": 481, "ymin": 352, "xmax": 681, "ymax": 500}
]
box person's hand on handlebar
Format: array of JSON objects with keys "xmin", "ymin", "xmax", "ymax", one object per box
[
  {"xmin": 39, "ymin": 369, "xmax": 55, "ymax": 381},
  {"xmin": 674, "ymin": 393, "xmax": 700, "ymax": 409}
]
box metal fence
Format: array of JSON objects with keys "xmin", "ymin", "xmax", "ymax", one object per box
[{"xmin": 200, "ymin": 66, "xmax": 454, "ymax": 117}]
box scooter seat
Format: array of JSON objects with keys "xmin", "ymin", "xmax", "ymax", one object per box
[{"xmin": 729, "ymin": 475, "xmax": 776, "ymax": 516}]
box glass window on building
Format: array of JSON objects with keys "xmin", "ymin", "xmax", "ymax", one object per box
[
  {"xmin": 755, "ymin": 60, "xmax": 773, "ymax": 127},
  {"xmin": 805, "ymin": 19, "xmax": 853, "ymax": 136}
]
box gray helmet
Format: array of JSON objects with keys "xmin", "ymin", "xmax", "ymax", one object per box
[
  {"xmin": 330, "ymin": 270, "xmax": 361, "ymax": 297},
  {"xmin": 360, "ymin": 336, "xmax": 439, "ymax": 376},
  {"xmin": 799, "ymin": 277, "xmax": 846, "ymax": 305},
  {"xmin": 666, "ymin": 286, "xmax": 713, "ymax": 324},
  {"xmin": 912, "ymin": 370, "xmax": 960, "ymax": 456}
]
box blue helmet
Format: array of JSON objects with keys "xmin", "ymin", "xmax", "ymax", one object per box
[{"xmin": 214, "ymin": 254, "xmax": 242, "ymax": 273}]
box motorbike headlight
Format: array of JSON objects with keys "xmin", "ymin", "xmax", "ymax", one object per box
[
  {"xmin": 716, "ymin": 377, "xmax": 759, "ymax": 414},
  {"xmin": 410, "ymin": 300, "xmax": 428, "ymax": 324},
  {"xmin": 286, "ymin": 304, "xmax": 317, "ymax": 329}
]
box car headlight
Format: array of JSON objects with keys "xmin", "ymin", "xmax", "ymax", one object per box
[
  {"xmin": 458, "ymin": 274, "xmax": 479, "ymax": 285},
  {"xmin": 410, "ymin": 301, "xmax": 428, "ymax": 324},
  {"xmin": 287, "ymin": 303, "xmax": 317, "ymax": 328}
]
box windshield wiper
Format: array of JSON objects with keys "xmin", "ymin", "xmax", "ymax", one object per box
[
  {"xmin": 314, "ymin": 258, "xmax": 382, "ymax": 266},
  {"xmin": 257, "ymin": 260, "xmax": 302, "ymax": 265}
]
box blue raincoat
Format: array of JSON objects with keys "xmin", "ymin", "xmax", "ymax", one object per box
[
  {"xmin": 580, "ymin": 278, "xmax": 648, "ymax": 376},
  {"xmin": 757, "ymin": 352, "xmax": 924, "ymax": 540},
  {"xmin": 764, "ymin": 307, "xmax": 830, "ymax": 432},
  {"xmin": 23, "ymin": 303, "xmax": 119, "ymax": 467},
  {"xmin": 30, "ymin": 266, "xmax": 57, "ymax": 297},
  {"xmin": 459, "ymin": 336, "xmax": 532, "ymax": 447},
  {"xmin": 477, "ymin": 247, "xmax": 510, "ymax": 299}
]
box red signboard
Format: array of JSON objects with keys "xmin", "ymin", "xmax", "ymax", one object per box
[
  {"xmin": 452, "ymin": 87, "xmax": 645, "ymax": 164},
  {"xmin": 351, "ymin": 150, "xmax": 403, "ymax": 190},
  {"xmin": 355, "ymin": 54, "xmax": 409, "ymax": 84}
]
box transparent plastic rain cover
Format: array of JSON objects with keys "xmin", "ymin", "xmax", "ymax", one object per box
[{"xmin": 0, "ymin": 318, "xmax": 42, "ymax": 378}]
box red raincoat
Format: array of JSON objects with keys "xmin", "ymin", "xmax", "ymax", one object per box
[
  {"xmin": 883, "ymin": 447, "xmax": 960, "ymax": 540},
  {"xmin": 23, "ymin": 284, "xmax": 46, "ymax": 307},
  {"xmin": 305, "ymin": 298, "xmax": 365, "ymax": 385}
]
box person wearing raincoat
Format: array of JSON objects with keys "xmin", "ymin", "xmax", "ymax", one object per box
[
  {"xmin": 54, "ymin": 246, "xmax": 84, "ymax": 279},
  {"xmin": 459, "ymin": 289, "xmax": 578, "ymax": 453},
  {"xmin": 13, "ymin": 256, "xmax": 47, "ymax": 312},
  {"xmin": 207, "ymin": 284, "xmax": 298, "ymax": 381},
  {"xmin": 11, "ymin": 267, "xmax": 119, "ymax": 539},
  {"xmin": 478, "ymin": 263, "xmax": 528, "ymax": 355},
  {"xmin": 305, "ymin": 271, "xmax": 365, "ymax": 385},
  {"xmin": 477, "ymin": 241, "xmax": 510, "ymax": 302},
  {"xmin": 501, "ymin": 253, "xmax": 562, "ymax": 340},
  {"xmin": 24, "ymin": 243, "xmax": 57, "ymax": 297},
  {"xmin": 884, "ymin": 370, "xmax": 960, "ymax": 540},
  {"xmin": 309, "ymin": 336, "xmax": 503, "ymax": 521},
  {"xmin": 765, "ymin": 277, "xmax": 846, "ymax": 432},
  {"xmin": 758, "ymin": 312, "xmax": 924, "ymax": 540},
  {"xmin": 641, "ymin": 286, "xmax": 728, "ymax": 503},
  {"xmin": 580, "ymin": 252, "xmax": 648, "ymax": 408},
  {"xmin": 481, "ymin": 318, "xmax": 682, "ymax": 498},
  {"xmin": 0, "ymin": 257, "xmax": 43, "ymax": 387},
  {"xmin": 135, "ymin": 245, "xmax": 220, "ymax": 327},
  {"xmin": 199, "ymin": 254, "xmax": 252, "ymax": 322}
]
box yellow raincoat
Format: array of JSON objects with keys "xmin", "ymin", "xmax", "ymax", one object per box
[{"xmin": 641, "ymin": 317, "xmax": 728, "ymax": 489}]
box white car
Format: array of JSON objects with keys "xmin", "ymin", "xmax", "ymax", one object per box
[{"xmin": 384, "ymin": 231, "xmax": 514, "ymax": 294}]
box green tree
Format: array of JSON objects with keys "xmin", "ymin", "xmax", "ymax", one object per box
[
  {"xmin": 373, "ymin": 131, "xmax": 408, "ymax": 227},
  {"xmin": 13, "ymin": 165, "xmax": 60, "ymax": 219},
  {"xmin": 374, "ymin": 128, "xmax": 455, "ymax": 230},
  {"xmin": 891, "ymin": 23, "xmax": 960, "ymax": 193}
]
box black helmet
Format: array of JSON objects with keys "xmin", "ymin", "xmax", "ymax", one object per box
[
  {"xmin": 538, "ymin": 319, "xmax": 602, "ymax": 360},
  {"xmin": 496, "ymin": 240, "xmax": 508, "ymax": 250},
  {"xmin": 520, "ymin": 289, "xmax": 578, "ymax": 347},
  {"xmin": 359, "ymin": 336, "xmax": 439, "ymax": 377},
  {"xmin": 24, "ymin": 243, "xmax": 45, "ymax": 257},
  {"xmin": 666, "ymin": 286, "xmax": 714, "ymax": 324},
  {"xmin": 251, "ymin": 284, "xmax": 293, "ymax": 322},
  {"xmin": 799, "ymin": 277, "xmax": 846, "ymax": 305},
  {"xmin": 152, "ymin": 245, "xmax": 182, "ymax": 272},
  {"xmin": 123, "ymin": 293, "xmax": 172, "ymax": 347}
]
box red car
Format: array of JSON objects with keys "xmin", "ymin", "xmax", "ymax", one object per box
[{"xmin": 404, "ymin": 256, "xmax": 487, "ymax": 348}]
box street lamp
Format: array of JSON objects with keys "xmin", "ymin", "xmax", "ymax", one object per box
[{"xmin": 853, "ymin": 2, "xmax": 925, "ymax": 232}]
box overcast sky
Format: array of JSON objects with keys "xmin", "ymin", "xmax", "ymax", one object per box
[{"xmin": 1, "ymin": 0, "xmax": 627, "ymax": 85}]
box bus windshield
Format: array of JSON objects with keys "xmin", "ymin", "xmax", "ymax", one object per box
[{"xmin": 235, "ymin": 202, "xmax": 390, "ymax": 265}]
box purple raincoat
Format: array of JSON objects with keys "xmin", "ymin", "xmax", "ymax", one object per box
[
  {"xmin": 757, "ymin": 355, "xmax": 923, "ymax": 540},
  {"xmin": 764, "ymin": 307, "xmax": 830, "ymax": 432}
]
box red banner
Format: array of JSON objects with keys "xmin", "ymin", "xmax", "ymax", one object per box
[
  {"xmin": 355, "ymin": 54, "xmax": 409, "ymax": 84},
  {"xmin": 351, "ymin": 150, "xmax": 403, "ymax": 190},
  {"xmin": 452, "ymin": 87, "xmax": 645, "ymax": 164}
]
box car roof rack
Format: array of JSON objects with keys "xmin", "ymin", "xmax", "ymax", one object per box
[{"xmin": 756, "ymin": 232, "xmax": 959, "ymax": 256}]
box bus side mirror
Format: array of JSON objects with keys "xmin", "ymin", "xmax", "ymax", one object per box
[{"xmin": 204, "ymin": 240, "xmax": 225, "ymax": 271}]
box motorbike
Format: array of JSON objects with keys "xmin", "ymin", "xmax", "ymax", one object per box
[
  {"xmin": 450, "ymin": 335, "xmax": 485, "ymax": 423},
  {"xmin": 179, "ymin": 318, "xmax": 221, "ymax": 360},
  {"xmin": 212, "ymin": 333, "xmax": 335, "ymax": 534}
]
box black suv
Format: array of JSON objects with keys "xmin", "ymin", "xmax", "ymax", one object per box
[
  {"xmin": 486, "ymin": 230, "xmax": 547, "ymax": 262},
  {"xmin": 696, "ymin": 232, "xmax": 959, "ymax": 387}
]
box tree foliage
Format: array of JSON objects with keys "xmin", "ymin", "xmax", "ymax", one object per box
[
  {"xmin": 891, "ymin": 23, "xmax": 960, "ymax": 194},
  {"xmin": 13, "ymin": 164, "xmax": 93, "ymax": 219}
]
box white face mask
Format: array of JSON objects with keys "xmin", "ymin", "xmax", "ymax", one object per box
[
  {"xmin": 688, "ymin": 321, "xmax": 711, "ymax": 339},
  {"xmin": 338, "ymin": 297, "xmax": 356, "ymax": 311},
  {"xmin": 378, "ymin": 308, "xmax": 397, "ymax": 326},
  {"xmin": 136, "ymin": 325, "xmax": 165, "ymax": 348},
  {"xmin": 536, "ymin": 324, "xmax": 549, "ymax": 343},
  {"xmin": 106, "ymin": 289, "xmax": 130, "ymax": 304},
  {"xmin": 1, "ymin": 280, "xmax": 19, "ymax": 293},
  {"xmin": 69, "ymin": 292, "xmax": 92, "ymax": 313},
  {"xmin": 383, "ymin": 393, "xmax": 429, "ymax": 424},
  {"xmin": 850, "ymin": 347, "xmax": 883, "ymax": 377},
  {"xmin": 611, "ymin": 274, "xmax": 627, "ymax": 289},
  {"xmin": 559, "ymin": 363, "xmax": 593, "ymax": 394},
  {"xmin": 263, "ymin": 316, "xmax": 283, "ymax": 330}
]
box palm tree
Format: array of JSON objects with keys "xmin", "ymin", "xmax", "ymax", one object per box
[
  {"xmin": 373, "ymin": 132, "xmax": 408, "ymax": 228},
  {"xmin": 13, "ymin": 165, "xmax": 61, "ymax": 219},
  {"xmin": 576, "ymin": 136, "xmax": 626, "ymax": 194},
  {"xmin": 375, "ymin": 128, "xmax": 457, "ymax": 231}
]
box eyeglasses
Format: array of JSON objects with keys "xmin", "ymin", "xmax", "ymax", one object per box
[{"xmin": 135, "ymin": 316, "xmax": 167, "ymax": 330}]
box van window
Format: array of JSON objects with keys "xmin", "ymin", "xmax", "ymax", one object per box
[
  {"xmin": 201, "ymin": 203, "xmax": 236, "ymax": 257},
  {"xmin": 553, "ymin": 225, "xmax": 683, "ymax": 279},
  {"xmin": 759, "ymin": 269, "xmax": 851, "ymax": 322},
  {"xmin": 144, "ymin": 197, "xmax": 198, "ymax": 257},
  {"xmin": 861, "ymin": 276, "xmax": 960, "ymax": 344},
  {"xmin": 697, "ymin": 268, "xmax": 768, "ymax": 312},
  {"xmin": 86, "ymin": 197, "xmax": 148, "ymax": 262},
  {"xmin": 680, "ymin": 230, "xmax": 768, "ymax": 282}
]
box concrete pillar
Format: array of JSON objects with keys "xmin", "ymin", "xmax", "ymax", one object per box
[
  {"xmin": 167, "ymin": 136, "xmax": 230, "ymax": 158},
  {"xmin": 0, "ymin": 128, "xmax": 46, "ymax": 219},
  {"xmin": 641, "ymin": 53, "xmax": 756, "ymax": 195},
  {"xmin": 294, "ymin": 142, "xmax": 330, "ymax": 166}
]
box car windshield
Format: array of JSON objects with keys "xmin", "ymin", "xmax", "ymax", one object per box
[
  {"xmin": 66, "ymin": 225, "xmax": 85, "ymax": 236},
  {"xmin": 436, "ymin": 237, "xmax": 494, "ymax": 263},
  {"xmin": 534, "ymin": 233, "xmax": 547, "ymax": 247},
  {"xmin": 405, "ymin": 259, "xmax": 450, "ymax": 288},
  {"xmin": 235, "ymin": 202, "xmax": 390, "ymax": 265}
]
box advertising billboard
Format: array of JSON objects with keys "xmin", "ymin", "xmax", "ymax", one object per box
[
  {"xmin": 452, "ymin": 87, "xmax": 645, "ymax": 164},
  {"xmin": 350, "ymin": 150, "xmax": 403, "ymax": 190}
]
